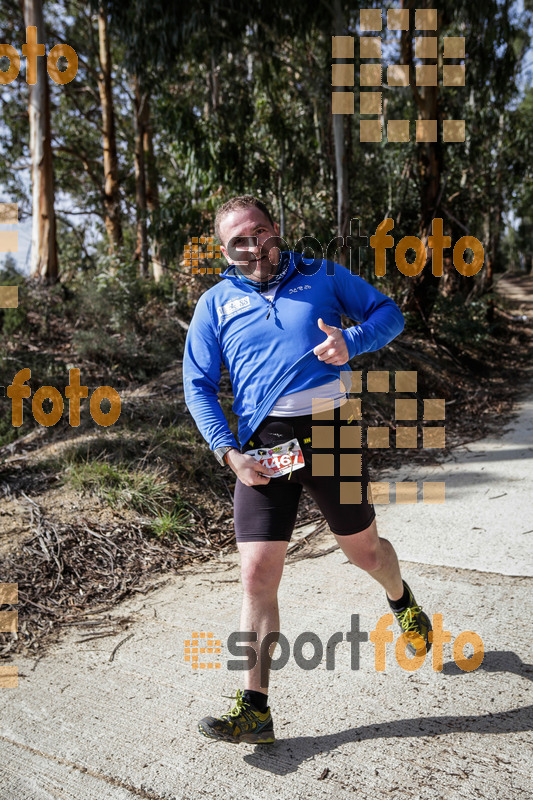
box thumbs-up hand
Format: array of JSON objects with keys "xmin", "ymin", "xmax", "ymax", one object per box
[{"xmin": 313, "ymin": 317, "xmax": 350, "ymax": 365}]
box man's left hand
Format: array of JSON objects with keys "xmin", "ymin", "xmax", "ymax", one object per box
[{"xmin": 313, "ymin": 318, "xmax": 350, "ymax": 365}]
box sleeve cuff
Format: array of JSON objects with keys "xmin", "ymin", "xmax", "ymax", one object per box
[{"xmin": 341, "ymin": 327, "xmax": 363, "ymax": 360}]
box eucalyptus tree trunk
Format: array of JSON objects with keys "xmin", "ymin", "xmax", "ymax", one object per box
[
  {"xmin": 97, "ymin": 3, "xmax": 122, "ymax": 257},
  {"xmin": 133, "ymin": 75, "xmax": 149, "ymax": 278},
  {"xmin": 278, "ymin": 140, "xmax": 285, "ymax": 239},
  {"xmin": 486, "ymin": 112, "xmax": 505, "ymax": 290},
  {"xmin": 333, "ymin": 0, "xmax": 349, "ymax": 263},
  {"xmin": 24, "ymin": 0, "xmax": 58, "ymax": 282},
  {"xmin": 143, "ymin": 110, "xmax": 165, "ymax": 282},
  {"xmin": 401, "ymin": 0, "xmax": 442, "ymax": 319}
]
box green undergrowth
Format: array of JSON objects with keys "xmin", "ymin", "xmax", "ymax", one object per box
[
  {"xmin": 25, "ymin": 415, "xmax": 231, "ymax": 543},
  {"xmin": 0, "ymin": 261, "xmax": 189, "ymax": 450},
  {"xmin": 63, "ymin": 459, "xmax": 196, "ymax": 543}
]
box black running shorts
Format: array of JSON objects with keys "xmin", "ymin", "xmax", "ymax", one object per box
[{"xmin": 233, "ymin": 405, "xmax": 376, "ymax": 543}]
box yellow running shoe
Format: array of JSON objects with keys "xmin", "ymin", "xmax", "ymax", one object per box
[
  {"xmin": 388, "ymin": 580, "xmax": 432, "ymax": 657},
  {"xmin": 198, "ymin": 689, "xmax": 275, "ymax": 744}
]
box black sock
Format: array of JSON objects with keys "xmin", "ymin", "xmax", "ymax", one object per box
[
  {"xmin": 242, "ymin": 689, "xmax": 268, "ymax": 712},
  {"xmin": 388, "ymin": 581, "xmax": 410, "ymax": 610}
]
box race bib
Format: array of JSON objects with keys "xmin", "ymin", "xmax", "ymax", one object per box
[{"xmin": 244, "ymin": 437, "xmax": 305, "ymax": 478}]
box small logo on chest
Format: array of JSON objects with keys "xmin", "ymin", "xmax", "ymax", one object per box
[
  {"xmin": 289, "ymin": 284, "xmax": 312, "ymax": 294},
  {"xmin": 217, "ymin": 296, "xmax": 251, "ymax": 320}
]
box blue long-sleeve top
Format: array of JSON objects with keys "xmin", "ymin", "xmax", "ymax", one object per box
[{"xmin": 182, "ymin": 251, "xmax": 405, "ymax": 451}]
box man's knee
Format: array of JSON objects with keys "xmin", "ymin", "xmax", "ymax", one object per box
[
  {"xmin": 356, "ymin": 535, "xmax": 395, "ymax": 572},
  {"xmin": 353, "ymin": 544, "xmax": 382, "ymax": 572},
  {"xmin": 240, "ymin": 562, "xmax": 280, "ymax": 595},
  {"xmin": 337, "ymin": 527, "xmax": 389, "ymax": 572}
]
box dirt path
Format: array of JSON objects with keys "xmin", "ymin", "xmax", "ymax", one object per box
[
  {"xmin": 0, "ymin": 273, "xmax": 532, "ymax": 800},
  {"xmin": 376, "ymin": 277, "xmax": 533, "ymax": 576}
]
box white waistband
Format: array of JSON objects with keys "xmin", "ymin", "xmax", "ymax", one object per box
[{"xmin": 267, "ymin": 379, "xmax": 348, "ymax": 416}]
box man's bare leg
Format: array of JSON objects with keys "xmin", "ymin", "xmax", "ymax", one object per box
[
  {"xmin": 237, "ymin": 539, "xmax": 288, "ymax": 692},
  {"xmin": 332, "ymin": 518, "xmax": 405, "ymax": 601}
]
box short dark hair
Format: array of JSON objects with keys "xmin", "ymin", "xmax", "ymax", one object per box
[{"xmin": 215, "ymin": 195, "xmax": 274, "ymax": 244}]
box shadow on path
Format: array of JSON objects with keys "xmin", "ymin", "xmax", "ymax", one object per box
[{"xmin": 240, "ymin": 652, "xmax": 533, "ymax": 774}]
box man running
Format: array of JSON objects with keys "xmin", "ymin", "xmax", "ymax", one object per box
[{"xmin": 183, "ymin": 195, "xmax": 432, "ymax": 745}]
